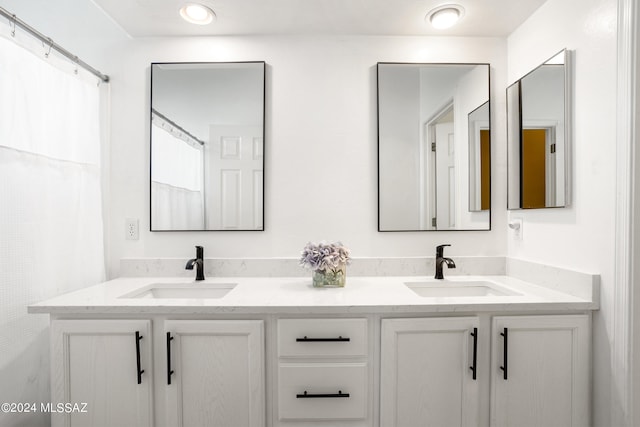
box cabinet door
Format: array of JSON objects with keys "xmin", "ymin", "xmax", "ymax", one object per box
[
  {"xmin": 381, "ymin": 317, "xmax": 480, "ymax": 427},
  {"xmin": 50, "ymin": 319, "xmax": 153, "ymax": 427},
  {"xmin": 164, "ymin": 320, "xmax": 265, "ymax": 427},
  {"xmin": 490, "ymin": 315, "xmax": 590, "ymax": 427}
]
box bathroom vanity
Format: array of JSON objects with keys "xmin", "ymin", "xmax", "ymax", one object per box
[{"xmin": 30, "ymin": 273, "xmax": 598, "ymax": 427}]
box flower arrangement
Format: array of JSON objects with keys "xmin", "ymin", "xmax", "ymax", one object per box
[
  {"xmin": 300, "ymin": 241, "xmax": 351, "ymax": 271},
  {"xmin": 300, "ymin": 241, "xmax": 351, "ymax": 287}
]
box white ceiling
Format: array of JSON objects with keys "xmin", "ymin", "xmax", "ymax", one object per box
[{"xmin": 93, "ymin": 0, "xmax": 548, "ymax": 37}]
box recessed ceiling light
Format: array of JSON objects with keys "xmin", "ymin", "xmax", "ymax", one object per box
[
  {"xmin": 179, "ymin": 3, "xmax": 215, "ymax": 25},
  {"xmin": 426, "ymin": 4, "xmax": 465, "ymax": 30}
]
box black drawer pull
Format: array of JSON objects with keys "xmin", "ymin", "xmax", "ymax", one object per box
[
  {"xmin": 296, "ymin": 390, "xmax": 350, "ymax": 398},
  {"xmin": 500, "ymin": 327, "xmax": 508, "ymax": 380},
  {"xmin": 469, "ymin": 327, "xmax": 477, "ymax": 380},
  {"xmin": 296, "ymin": 336, "xmax": 350, "ymax": 342},
  {"xmin": 167, "ymin": 332, "xmax": 175, "ymax": 385},
  {"xmin": 135, "ymin": 331, "xmax": 144, "ymax": 384}
]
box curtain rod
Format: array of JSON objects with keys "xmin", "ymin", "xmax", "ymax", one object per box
[
  {"xmin": 0, "ymin": 6, "xmax": 109, "ymax": 83},
  {"xmin": 152, "ymin": 109, "xmax": 205, "ymax": 146}
]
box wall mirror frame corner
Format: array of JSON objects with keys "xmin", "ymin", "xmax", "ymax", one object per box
[
  {"xmin": 149, "ymin": 61, "xmax": 266, "ymax": 231},
  {"xmin": 377, "ymin": 62, "xmax": 491, "ymax": 232},
  {"xmin": 507, "ymin": 49, "xmax": 572, "ymax": 210}
]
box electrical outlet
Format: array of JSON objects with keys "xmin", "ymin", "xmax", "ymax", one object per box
[{"xmin": 125, "ymin": 218, "xmax": 139, "ymax": 240}]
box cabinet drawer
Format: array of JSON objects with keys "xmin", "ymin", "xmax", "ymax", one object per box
[
  {"xmin": 278, "ymin": 318, "xmax": 367, "ymax": 357},
  {"xmin": 278, "ymin": 363, "xmax": 367, "ymax": 420}
]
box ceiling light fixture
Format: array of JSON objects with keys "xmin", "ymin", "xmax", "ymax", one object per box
[
  {"xmin": 179, "ymin": 3, "xmax": 215, "ymax": 25},
  {"xmin": 427, "ymin": 4, "xmax": 465, "ymax": 30}
]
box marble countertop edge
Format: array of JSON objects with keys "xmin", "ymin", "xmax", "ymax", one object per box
[{"xmin": 28, "ymin": 274, "xmax": 599, "ymax": 315}]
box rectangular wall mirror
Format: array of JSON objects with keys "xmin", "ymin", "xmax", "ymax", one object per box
[
  {"xmin": 377, "ymin": 62, "xmax": 491, "ymax": 231},
  {"xmin": 507, "ymin": 50, "xmax": 571, "ymax": 210},
  {"xmin": 150, "ymin": 62, "xmax": 265, "ymax": 231}
]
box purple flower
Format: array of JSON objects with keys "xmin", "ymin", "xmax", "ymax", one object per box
[{"xmin": 299, "ymin": 241, "xmax": 351, "ymax": 272}]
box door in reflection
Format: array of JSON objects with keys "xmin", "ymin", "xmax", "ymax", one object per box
[
  {"xmin": 479, "ymin": 129, "xmax": 490, "ymax": 211},
  {"xmin": 207, "ymin": 125, "xmax": 264, "ymax": 230},
  {"xmin": 435, "ymin": 121, "xmax": 455, "ymax": 229},
  {"xmin": 522, "ymin": 129, "xmax": 547, "ymax": 208}
]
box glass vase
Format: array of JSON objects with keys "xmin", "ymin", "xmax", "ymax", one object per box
[{"xmin": 312, "ymin": 264, "xmax": 346, "ymax": 287}]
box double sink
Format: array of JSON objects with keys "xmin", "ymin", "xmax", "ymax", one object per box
[{"xmin": 118, "ymin": 278, "xmax": 520, "ymax": 300}]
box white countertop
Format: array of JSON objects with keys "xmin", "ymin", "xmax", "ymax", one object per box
[{"xmin": 28, "ymin": 275, "xmax": 598, "ymax": 315}]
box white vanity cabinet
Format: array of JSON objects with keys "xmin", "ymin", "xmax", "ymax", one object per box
[
  {"xmin": 162, "ymin": 320, "xmax": 265, "ymax": 427},
  {"xmin": 50, "ymin": 319, "xmax": 153, "ymax": 427},
  {"xmin": 381, "ymin": 314, "xmax": 590, "ymax": 427},
  {"xmin": 276, "ymin": 318, "xmax": 370, "ymax": 426},
  {"xmin": 37, "ymin": 275, "xmax": 596, "ymax": 427},
  {"xmin": 380, "ymin": 317, "xmax": 481, "ymax": 427},
  {"xmin": 50, "ymin": 318, "xmax": 264, "ymax": 427},
  {"xmin": 490, "ymin": 315, "xmax": 590, "ymax": 427}
]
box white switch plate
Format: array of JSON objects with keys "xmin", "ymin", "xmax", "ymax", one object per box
[{"xmin": 125, "ymin": 218, "xmax": 139, "ymax": 240}]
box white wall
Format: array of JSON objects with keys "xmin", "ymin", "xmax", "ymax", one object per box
[
  {"xmin": 506, "ymin": 0, "xmax": 618, "ymax": 425},
  {"xmin": 108, "ymin": 35, "xmax": 507, "ymax": 277}
]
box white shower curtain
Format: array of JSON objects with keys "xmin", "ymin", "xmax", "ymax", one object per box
[
  {"xmin": 151, "ymin": 113, "xmax": 205, "ymax": 230},
  {"xmin": 0, "ymin": 34, "xmax": 105, "ymax": 426}
]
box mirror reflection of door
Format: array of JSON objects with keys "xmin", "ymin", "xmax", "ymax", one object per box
[
  {"xmin": 522, "ymin": 129, "xmax": 546, "ymax": 208},
  {"xmin": 521, "ymin": 127, "xmax": 556, "ymax": 208},
  {"xmin": 207, "ymin": 125, "xmax": 264, "ymax": 230},
  {"xmin": 432, "ymin": 106, "xmax": 455, "ymax": 229},
  {"xmin": 468, "ymin": 101, "xmax": 490, "ymax": 212},
  {"xmin": 479, "ymin": 129, "xmax": 490, "ymax": 210}
]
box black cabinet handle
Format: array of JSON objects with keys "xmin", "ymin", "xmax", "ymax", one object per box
[
  {"xmin": 135, "ymin": 331, "xmax": 144, "ymax": 384},
  {"xmin": 296, "ymin": 336, "xmax": 350, "ymax": 342},
  {"xmin": 167, "ymin": 332, "xmax": 175, "ymax": 385},
  {"xmin": 469, "ymin": 328, "xmax": 477, "ymax": 380},
  {"xmin": 500, "ymin": 327, "xmax": 508, "ymax": 380},
  {"xmin": 296, "ymin": 390, "xmax": 350, "ymax": 398}
]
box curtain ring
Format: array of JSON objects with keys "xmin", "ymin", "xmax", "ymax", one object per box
[
  {"xmin": 73, "ymin": 56, "xmax": 79, "ymax": 75},
  {"xmin": 44, "ymin": 38, "xmax": 53, "ymax": 58},
  {"xmin": 10, "ymin": 14, "xmax": 16, "ymax": 37}
]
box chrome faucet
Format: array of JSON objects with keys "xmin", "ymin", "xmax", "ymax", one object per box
[
  {"xmin": 185, "ymin": 245, "xmax": 205, "ymax": 281},
  {"xmin": 435, "ymin": 244, "xmax": 456, "ymax": 279}
]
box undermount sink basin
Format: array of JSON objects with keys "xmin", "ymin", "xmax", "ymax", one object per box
[
  {"xmin": 405, "ymin": 280, "xmax": 521, "ymax": 298},
  {"xmin": 119, "ymin": 283, "xmax": 237, "ymax": 299}
]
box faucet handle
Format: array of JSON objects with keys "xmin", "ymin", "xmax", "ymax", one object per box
[{"xmin": 436, "ymin": 244, "xmax": 451, "ymax": 258}]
